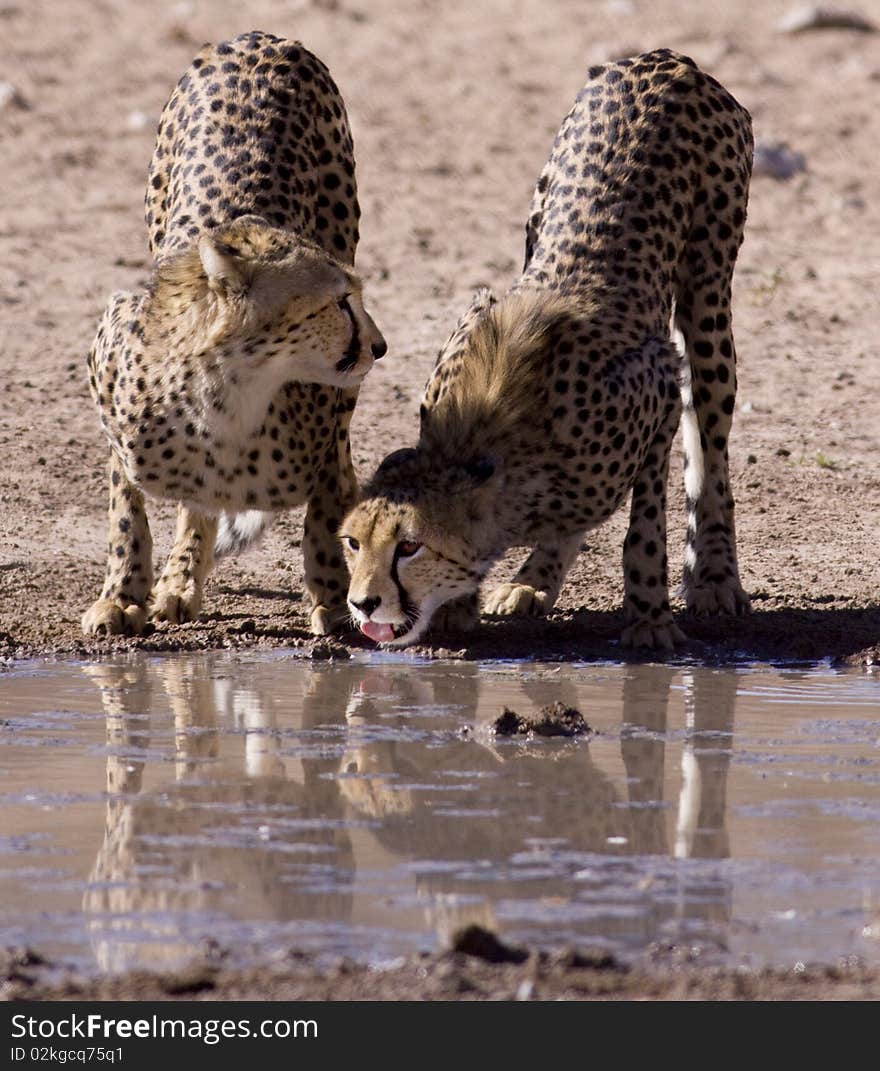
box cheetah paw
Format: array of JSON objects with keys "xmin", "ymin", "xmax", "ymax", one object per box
[
  {"xmin": 310, "ymin": 603, "xmax": 348, "ymax": 636},
  {"xmin": 621, "ymin": 620, "xmax": 687, "ymax": 651},
  {"xmin": 431, "ymin": 596, "xmax": 479, "ymax": 633},
  {"xmin": 82, "ymin": 599, "xmax": 149, "ymax": 637},
  {"xmin": 483, "ymin": 583, "xmax": 548, "ymax": 617},
  {"xmin": 685, "ymin": 580, "xmax": 750, "ymax": 617},
  {"xmin": 149, "ymin": 585, "xmax": 202, "ymax": 625}
]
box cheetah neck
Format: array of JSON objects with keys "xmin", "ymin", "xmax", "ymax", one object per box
[{"xmin": 141, "ymin": 289, "xmax": 295, "ymax": 440}]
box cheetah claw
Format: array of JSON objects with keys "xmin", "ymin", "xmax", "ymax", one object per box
[
  {"xmin": 82, "ymin": 599, "xmax": 149, "ymax": 637},
  {"xmin": 621, "ymin": 620, "xmax": 688, "ymax": 651},
  {"xmin": 149, "ymin": 587, "xmax": 202, "ymax": 625},
  {"xmin": 685, "ymin": 581, "xmax": 750, "ymax": 617},
  {"xmin": 431, "ymin": 596, "xmax": 479, "ymax": 633},
  {"xmin": 309, "ymin": 603, "xmax": 348, "ymax": 636},
  {"xmin": 484, "ymin": 583, "xmax": 548, "ymax": 617}
]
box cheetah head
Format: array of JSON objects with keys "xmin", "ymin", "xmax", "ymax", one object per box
[
  {"xmin": 152, "ymin": 215, "xmax": 386, "ymax": 387},
  {"xmin": 340, "ymin": 447, "xmax": 500, "ymax": 646}
]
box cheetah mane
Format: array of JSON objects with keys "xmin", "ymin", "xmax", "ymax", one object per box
[{"xmin": 420, "ymin": 288, "xmax": 593, "ymax": 458}]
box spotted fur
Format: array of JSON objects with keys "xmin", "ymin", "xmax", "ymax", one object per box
[
  {"xmin": 82, "ymin": 31, "xmax": 385, "ymax": 638},
  {"xmin": 342, "ymin": 49, "xmax": 752, "ymax": 649}
]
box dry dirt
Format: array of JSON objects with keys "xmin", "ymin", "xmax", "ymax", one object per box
[{"xmin": 2, "ymin": 0, "xmax": 880, "ymax": 1000}]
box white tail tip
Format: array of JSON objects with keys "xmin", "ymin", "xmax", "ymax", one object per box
[{"xmin": 214, "ymin": 511, "xmax": 272, "ymax": 558}]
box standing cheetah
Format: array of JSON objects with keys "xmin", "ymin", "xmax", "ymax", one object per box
[
  {"xmin": 341, "ymin": 49, "xmax": 752, "ymax": 648},
  {"xmin": 82, "ymin": 31, "xmax": 386, "ymax": 639}
]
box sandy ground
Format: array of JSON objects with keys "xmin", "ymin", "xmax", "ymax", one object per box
[
  {"xmin": 4, "ymin": 943, "xmax": 880, "ymax": 1002},
  {"xmin": 3, "ymin": 0, "xmax": 880, "ymax": 999}
]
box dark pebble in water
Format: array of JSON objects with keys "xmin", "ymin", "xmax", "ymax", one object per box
[
  {"xmin": 493, "ymin": 701, "xmax": 591, "ymax": 737},
  {"xmin": 450, "ymin": 924, "xmax": 528, "ymax": 964}
]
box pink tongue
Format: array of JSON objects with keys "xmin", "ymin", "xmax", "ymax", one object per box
[{"xmin": 360, "ymin": 621, "xmax": 395, "ymax": 644}]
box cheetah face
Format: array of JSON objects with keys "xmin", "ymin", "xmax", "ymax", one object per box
[
  {"xmin": 197, "ymin": 222, "xmax": 386, "ymax": 388},
  {"xmin": 340, "ymin": 449, "xmax": 500, "ymax": 646},
  {"xmin": 341, "ymin": 500, "xmax": 479, "ymax": 647}
]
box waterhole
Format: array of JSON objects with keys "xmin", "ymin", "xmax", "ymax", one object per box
[{"xmin": 2, "ymin": 653, "xmax": 879, "ymax": 973}]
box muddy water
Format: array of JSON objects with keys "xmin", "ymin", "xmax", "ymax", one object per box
[{"xmin": 2, "ymin": 654, "xmax": 880, "ymax": 974}]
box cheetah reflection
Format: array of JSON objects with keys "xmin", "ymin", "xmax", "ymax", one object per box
[
  {"xmin": 84, "ymin": 658, "xmax": 737, "ymax": 968},
  {"xmin": 83, "ymin": 659, "xmax": 353, "ymax": 972},
  {"xmin": 337, "ymin": 663, "xmax": 737, "ymax": 951}
]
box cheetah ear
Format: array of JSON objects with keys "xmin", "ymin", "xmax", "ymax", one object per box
[
  {"xmin": 461, "ymin": 455, "xmax": 498, "ymax": 487},
  {"xmin": 376, "ymin": 447, "xmax": 419, "ymax": 475},
  {"xmin": 199, "ymin": 236, "xmax": 249, "ymax": 296}
]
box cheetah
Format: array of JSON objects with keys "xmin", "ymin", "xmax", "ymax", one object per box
[
  {"xmin": 341, "ymin": 49, "xmax": 752, "ymax": 649},
  {"xmin": 82, "ymin": 31, "xmax": 386, "ymax": 639}
]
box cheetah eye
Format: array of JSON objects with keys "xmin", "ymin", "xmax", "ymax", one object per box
[
  {"xmin": 397, "ymin": 540, "xmax": 422, "ymax": 558},
  {"xmin": 343, "ymin": 536, "xmax": 360, "ymax": 552}
]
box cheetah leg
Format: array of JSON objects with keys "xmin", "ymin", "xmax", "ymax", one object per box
[
  {"xmin": 156, "ymin": 659, "xmax": 220, "ymax": 779},
  {"xmin": 82, "ymin": 453, "xmax": 154, "ymax": 636},
  {"xmin": 82, "ymin": 661, "xmax": 153, "ymax": 794},
  {"xmin": 431, "ymin": 593, "xmax": 480, "ymax": 632},
  {"xmin": 484, "ymin": 532, "xmax": 584, "ymax": 617},
  {"xmin": 621, "ymin": 403, "xmax": 686, "ymax": 651},
  {"xmin": 149, "ymin": 506, "xmax": 218, "ymax": 625},
  {"xmin": 304, "ymin": 497, "xmax": 352, "ymax": 635},
  {"xmin": 676, "ymin": 288, "xmax": 749, "ymax": 617},
  {"xmin": 304, "ymin": 432, "xmax": 359, "ymax": 636}
]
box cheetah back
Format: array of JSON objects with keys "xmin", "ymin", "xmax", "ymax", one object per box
[{"xmin": 146, "ymin": 29, "xmax": 359, "ymax": 263}]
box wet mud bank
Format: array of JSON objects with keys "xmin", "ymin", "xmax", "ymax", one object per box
[
  {"xmin": 3, "ymin": 601, "xmax": 880, "ymax": 670},
  {"xmin": 4, "ymin": 943, "xmax": 880, "ymax": 1002}
]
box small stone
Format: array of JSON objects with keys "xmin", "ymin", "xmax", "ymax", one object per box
[
  {"xmin": 126, "ymin": 109, "xmax": 156, "ymax": 132},
  {"xmin": 753, "ymin": 141, "xmax": 807, "ymax": 180},
  {"xmin": 775, "ymin": 447, "xmax": 792, "ymax": 457},
  {"xmin": 309, "ymin": 639, "xmax": 350, "ymax": 660},
  {"xmin": 449, "ymin": 924, "xmax": 528, "ymax": 964},
  {"xmin": 493, "ymin": 701, "xmax": 591, "ymax": 738},
  {"xmin": 777, "ymin": 4, "xmax": 877, "ymax": 33},
  {"xmin": 159, "ymin": 965, "xmax": 216, "ymax": 995},
  {"xmin": 551, "ymin": 947, "xmax": 619, "ymax": 970},
  {"xmin": 747, "ymin": 454, "xmax": 758, "ymax": 464},
  {"xmin": 0, "ymin": 81, "xmax": 28, "ymax": 110}
]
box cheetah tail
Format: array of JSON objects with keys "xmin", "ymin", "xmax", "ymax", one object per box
[{"xmin": 215, "ymin": 510, "xmax": 273, "ymax": 558}]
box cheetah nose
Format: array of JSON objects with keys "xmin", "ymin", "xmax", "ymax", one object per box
[
  {"xmin": 371, "ymin": 339, "xmax": 387, "ymax": 360},
  {"xmin": 352, "ymin": 595, "xmax": 381, "ymax": 616}
]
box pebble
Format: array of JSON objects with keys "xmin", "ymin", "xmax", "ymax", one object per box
[
  {"xmin": 309, "ymin": 640, "xmax": 350, "ymax": 661},
  {"xmin": 753, "ymin": 141, "xmax": 807, "ymax": 180},
  {"xmin": 776, "ymin": 4, "xmax": 877, "ymax": 33},
  {"xmin": 0, "ymin": 81, "xmax": 28, "ymax": 110},
  {"xmin": 126, "ymin": 109, "xmax": 156, "ymax": 132},
  {"xmin": 450, "ymin": 924, "xmax": 528, "ymax": 964},
  {"xmin": 493, "ymin": 701, "xmax": 591, "ymax": 738}
]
